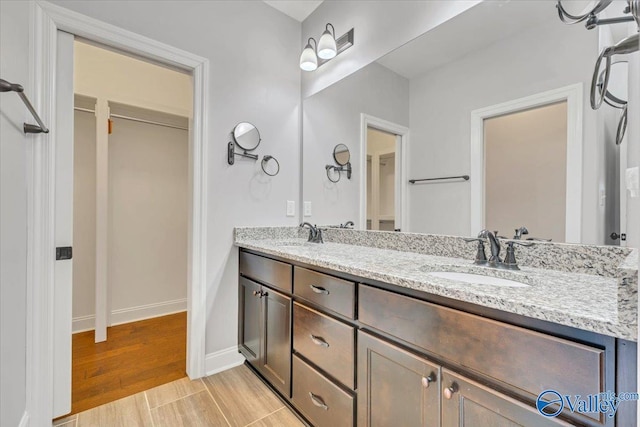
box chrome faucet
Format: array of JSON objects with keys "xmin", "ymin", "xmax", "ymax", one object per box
[
  {"xmin": 340, "ymin": 221, "xmax": 355, "ymax": 229},
  {"xmin": 514, "ymin": 226, "xmax": 529, "ymax": 239},
  {"xmin": 479, "ymin": 229, "xmax": 502, "ymax": 267},
  {"xmin": 465, "ymin": 229, "xmax": 533, "ymax": 270},
  {"xmin": 300, "ymin": 222, "xmax": 323, "ymax": 243}
]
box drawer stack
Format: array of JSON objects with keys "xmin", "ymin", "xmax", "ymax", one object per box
[{"xmin": 292, "ymin": 267, "xmax": 356, "ymax": 427}]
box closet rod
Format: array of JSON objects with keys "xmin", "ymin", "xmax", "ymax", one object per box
[
  {"xmin": 110, "ymin": 113, "xmax": 189, "ymax": 131},
  {"xmin": 1, "ymin": 78, "xmax": 49, "ymax": 134},
  {"xmin": 409, "ymin": 175, "xmax": 470, "ymax": 184},
  {"xmin": 73, "ymin": 107, "xmax": 189, "ymax": 131}
]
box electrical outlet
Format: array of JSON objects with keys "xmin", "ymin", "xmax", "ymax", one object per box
[
  {"xmin": 286, "ymin": 201, "xmax": 295, "ymax": 217},
  {"xmin": 304, "ymin": 201, "xmax": 312, "ymax": 217}
]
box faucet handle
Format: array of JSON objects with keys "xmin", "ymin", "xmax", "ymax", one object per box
[
  {"xmin": 502, "ymin": 240, "xmax": 534, "ymax": 270},
  {"xmin": 463, "ymin": 238, "xmax": 487, "ymax": 265}
]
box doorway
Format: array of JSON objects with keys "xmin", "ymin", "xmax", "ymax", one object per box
[
  {"xmin": 66, "ymin": 40, "xmax": 192, "ymax": 415},
  {"xmin": 28, "ymin": 4, "xmax": 210, "ymax": 424},
  {"xmin": 360, "ymin": 114, "xmax": 409, "ymax": 232}
]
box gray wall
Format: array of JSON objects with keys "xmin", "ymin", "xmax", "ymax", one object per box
[
  {"xmin": 301, "ymin": 0, "xmax": 480, "ymax": 98},
  {"xmin": 303, "ymin": 62, "xmax": 409, "ymax": 226},
  {"xmin": 407, "ymin": 19, "xmax": 601, "ymax": 242},
  {"xmin": 0, "ymin": 1, "xmax": 28, "ymax": 425}
]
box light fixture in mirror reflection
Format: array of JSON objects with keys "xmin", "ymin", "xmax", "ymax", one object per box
[{"xmin": 302, "ymin": 0, "xmax": 636, "ymax": 245}]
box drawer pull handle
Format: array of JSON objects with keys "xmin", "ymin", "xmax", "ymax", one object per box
[
  {"xmin": 309, "ymin": 392, "xmax": 329, "ymax": 410},
  {"xmin": 310, "ymin": 284, "xmax": 330, "ymax": 295},
  {"xmin": 421, "ymin": 374, "xmax": 435, "ymax": 388},
  {"xmin": 443, "ymin": 383, "xmax": 458, "ymax": 400},
  {"xmin": 310, "ymin": 334, "xmax": 330, "ymax": 348}
]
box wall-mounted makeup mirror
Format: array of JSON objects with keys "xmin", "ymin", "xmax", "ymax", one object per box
[
  {"xmin": 228, "ymin": 122, "xmax": 261, "ymax": 164},
  {"xmin": 325, "ymin": 143, "xmax": 352, "ymax": 182},
  {"xmin": 261, "ymin": 155, "xmax": 280, "ymax": 176}
]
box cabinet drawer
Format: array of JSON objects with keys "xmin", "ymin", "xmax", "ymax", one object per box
[
  {"xmin": 293, "ymin": 303, "xmax": 355, "ymax": 389},
  {"xmin": 240, "ymin": 251, "xmax": 292, "ymax": 293},
  {"xmin": 358, "ymin": 285, "xmax": 605, "ymax": 418},
  {"xmin": 294, "ymin": 267, "xmax": 355, "ymax": 318},
  {"xmin": 292, "ymin": 354, "xmax": 354, "ymax": 427}
]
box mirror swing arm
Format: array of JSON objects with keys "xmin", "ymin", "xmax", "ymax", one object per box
[
  {"xmin": 227, "ymin": 141, "xmax": 258, "ymax": 165},
  {"xmin": 325, "ymin": 162, "xmax": 352, "ymax": 181},
  {"xmin": 326, "ymin": 143, "xmax": 352, "ymax": 183}
]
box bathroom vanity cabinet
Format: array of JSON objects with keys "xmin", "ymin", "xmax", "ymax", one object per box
[{"xmin": 238, "ymin": 249, "xmax": 634, "ymax": 427}]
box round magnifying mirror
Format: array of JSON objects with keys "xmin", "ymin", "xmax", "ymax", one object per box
[
  {"xmin": 261, "ymin": 155, "xmax": 280, "ymax": 177},
  {"xmin": 333, "ymin": 144, "xmax": 350, "ymax": 166},
  {"xmin": 557, "ymin": 0, "xmax": 612, "ymax": 22},
  {"xmin": 326, "ymin": 165, "xmax": 340, "ymax": 183},
  {"xmin": 233, "ymin": 122, "xmax": 261, "ymax": 151}
]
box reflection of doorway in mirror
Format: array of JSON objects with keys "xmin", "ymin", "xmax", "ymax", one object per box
[
  {"xmin": 484, "ymin": 102, "xmax": 567, "ymax": 242},
  {"xmin": 366, "ymin": 127, "xmax": 397, "ymax": 231}
]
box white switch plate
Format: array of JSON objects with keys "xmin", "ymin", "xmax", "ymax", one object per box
[
  {"xmin": 286, "ymin": 200, "xmax": 295, "ymax": 217},
  {"xmin": 304, "ymin": 201, "xmax": 312, "ymax": 217}
]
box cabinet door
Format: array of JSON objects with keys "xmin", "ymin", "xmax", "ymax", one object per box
[
  {"xmin": 238, "ymin": 277, "xmax": 262, "ymax": 365},
  {"xmin": 261, "ymin": 287, "xmax": 292, "ymax": 398},
  {"xmin": 358, "ymin": 331, "xmax": 440, "ymax": 427},
  {"xmin": 441, "ymin": 369, "xmax": 572, "ymax": 427}
]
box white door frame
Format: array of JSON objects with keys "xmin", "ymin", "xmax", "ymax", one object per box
[
  {"xmin": 360, "ymin": 114, "xmax": 410, "ymax": 231},
  {"xmin": 469, "ymin": 83, "xmax": 583, "ymax": 243},
  {"xmin": 27, "ymin": 1, "xmax": 209, "ymax": 425}
]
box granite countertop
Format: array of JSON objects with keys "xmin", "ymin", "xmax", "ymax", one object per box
[{"xmin": 235, "ymin": 235, "xmax": 637, "ymax": 342}]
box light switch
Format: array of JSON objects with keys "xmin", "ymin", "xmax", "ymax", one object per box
[
  {"xmin": 286, "ymin": 200, "xmax": 295, "ymax": 217},
  {"xmin": 304, "ymin": 201, "xmax": 312, "ymax": 217}
]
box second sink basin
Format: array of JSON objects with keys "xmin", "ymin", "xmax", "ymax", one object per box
[{"xmin": 427, "ymin": 271, "xmax": 529, "ymax": 288}]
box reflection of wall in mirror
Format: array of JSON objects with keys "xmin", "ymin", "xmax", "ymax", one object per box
[
  {"xmin": 484, "ymin": 102, "xmax": 567, "ymax": 243},
  {"xmin": 302, "ymin": 62, "xmax": 409, "ymax": 227},
  {"xmin": 408, "ymin": 20, "xmax": 599, "ymax": 242}
]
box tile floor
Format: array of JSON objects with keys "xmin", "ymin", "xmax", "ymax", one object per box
[{"xmin": 53, "ymin": 364, "xmax": 305, "ymax": 427}]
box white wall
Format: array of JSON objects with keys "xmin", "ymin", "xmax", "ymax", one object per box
[
  {"xmin": 408, "ymin": 20, "xmax": 601, "ymax": 242},
  {"xmin": 301, "ymin": 0, "xmax": 481, "ymax": 97},
  {"xmin": 50, "ymin": 0, "xmax": 302, "ymax": 359},
  {"xmin": 303, "ymin": 62, "xmax": 408, "ymax": 226},
  {"xmin": 0, "ymin": 1, "xmax": 29, "ymax": 425}
]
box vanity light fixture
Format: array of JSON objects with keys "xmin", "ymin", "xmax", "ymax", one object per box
[
  {"xmin": 317, "ymin": 23, "xmax": 337, "ymax": 59},
  {"xmin": 299, "ymin": 24, "xmax": 354, "ymax": 72}
]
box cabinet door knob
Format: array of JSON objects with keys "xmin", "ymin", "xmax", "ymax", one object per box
[
  {"xmin": 309, "ymin": 392, "xmax": 329, "ymax": 410},
  {"xmin": 309, "ymin": 334, "xmax": 330, "ymax": 348},
  {"xmin": 309, "ymin": 284, "xmax": 330, "ymax": 295},
  {"xmin": 443, "ymin": 383, "xmax": 458, "ymax": 400},
  {"xmin": 421, "ymin": 374, "xmax": 435, "ymax": 388}
]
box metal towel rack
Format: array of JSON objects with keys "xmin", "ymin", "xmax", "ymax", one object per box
[
  {"xmin": 0, "ymin": 78, "xmax": 49, "ymax": 134},
  {"xmin": 409, "ymin": 175, "xmax": 469, "ymax": 184}
]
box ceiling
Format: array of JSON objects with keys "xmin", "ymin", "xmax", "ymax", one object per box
[
  {"xmin": 376, "ymin": 1, "xmax": 556, "ymax": 79},
  {"xmin": 263, "ymin": 0, "xmax": 324, "ymax": 22}
]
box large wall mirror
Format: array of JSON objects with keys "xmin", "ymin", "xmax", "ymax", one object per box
[{"xmin": 302, "ymin": 1, "xmax": 632, "ymax": 245}]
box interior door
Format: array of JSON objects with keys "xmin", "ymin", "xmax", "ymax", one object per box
[{"xmin": 52, "ymin": 29, "xmax": 74, "ymax": 417}]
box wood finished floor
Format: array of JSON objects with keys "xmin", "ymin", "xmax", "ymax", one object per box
[
  {"xmin": 53, "ymin": 364, "xmax": 305, "ymax": 427},
  {"xmin": 69, "ymin": 312, "xmax": 188, "ymax": 416}
]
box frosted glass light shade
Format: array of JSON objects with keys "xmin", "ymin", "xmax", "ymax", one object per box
[
  {"xmin": 318, "ymin": 30, "xmax": 337, "ymax": 59},
  {"xmin": 299, "ymin": 44, "xmax": 318, "ymax": 71}
]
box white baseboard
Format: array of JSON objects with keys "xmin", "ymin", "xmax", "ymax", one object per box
[
  {"xmin": 72, "ymin": 298, "xmax": 187, "ymax": 333},
  {"xmin": 18, "ymin": 411, "xmax": 29, "ymax": 427},
  {"xmin": 204, "ymin": 346, "xmax": 245, "ymax": 377}
]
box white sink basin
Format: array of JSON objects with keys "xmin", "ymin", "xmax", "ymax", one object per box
[{"xmin": 427, "ymin": 271, "xmax": 529, "ymax": 288}]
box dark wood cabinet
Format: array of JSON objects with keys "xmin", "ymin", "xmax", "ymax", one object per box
[
  {"xmin": 358, "ymin": 331, "xmax": 440, "ymax": 427},
  {"xmin": 441, "ymin": 369, "xmax": 572, "ymax": 427},
  {"xmin": 238, "ymin": 275, "xmax": 291, "ymax": 397}
]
